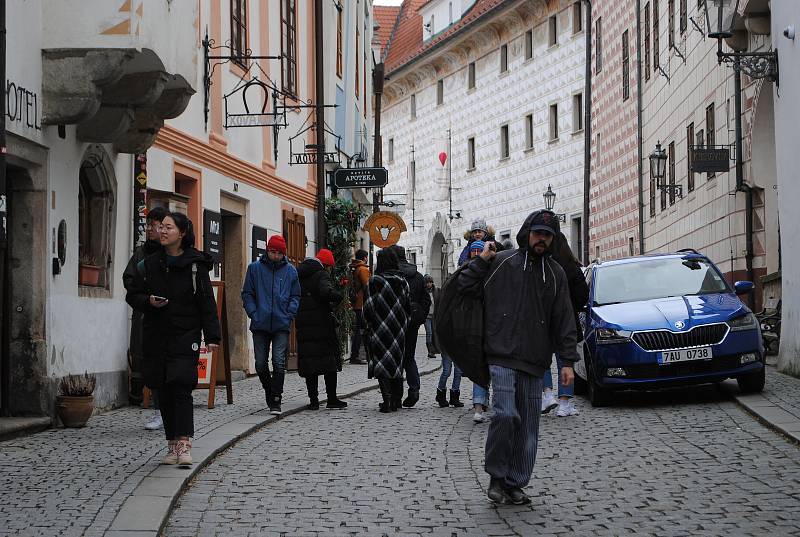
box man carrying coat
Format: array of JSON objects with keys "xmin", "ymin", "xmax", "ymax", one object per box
[
  {"xmin": 457, "ymin": 209, "xmax": 578, "ymax": 505},
  {"xmin": 242, "ymin": 235, "xmax": 301, "ymax": 415}
]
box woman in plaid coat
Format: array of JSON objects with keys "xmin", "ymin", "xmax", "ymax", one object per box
[{"xmin": 363, "ymin": 248, "xmax": 412, "ymax": 413}]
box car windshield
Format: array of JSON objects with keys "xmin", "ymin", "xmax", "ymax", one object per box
[{"xmin": 593, "ymin": 257, "xmax": 730, "ymax": 306}]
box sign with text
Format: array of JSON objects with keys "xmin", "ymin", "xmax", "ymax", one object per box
[
  {"xmin": 333, "ymin": 167, "xmax": 388, "ymax": 189},
  {"xmin": 251, "ymin": 225, "xmax": 268, "ymax": 262},
  {"xmin": 133, "ymin": 154, "xmax": 148, "ymax": 249},
  {"xmin": 691, "ymin": 146, "xmax": 730, "ymax": 173},
  {"xmin": 203, "ymin": 210, "xmax": 223, "ymax": 264}
]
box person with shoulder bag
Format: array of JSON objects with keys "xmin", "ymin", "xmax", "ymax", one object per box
[{"xmin": 125, "ymin": 212, "xmax": 221, "ymax": 466}]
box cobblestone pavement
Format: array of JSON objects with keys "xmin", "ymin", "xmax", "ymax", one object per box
[
  {"xmin": 166, "ymin": 367, "xmax": 800, "ymax": 537},
  {"xmin": 757, "ymin": 366, "xmax": 800, "ymax": 421},
  {"xmin": 0, "ymin": 338, "xmax": 437, "ymax": 537}
]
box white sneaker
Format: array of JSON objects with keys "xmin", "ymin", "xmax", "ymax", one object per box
[
  {"xmin": 541, "ymin": 391, "xmax": 558, "ymax": 415},
  {"xmin": 145, "ymin": 411, "xmax": 163, "ymax": 430},
  {"xmin": 556, "ymin": 399, "xmax": 579, "ymax": 417},
  {"xmin": 473, "ymin": 411, "xmax": 488, "ymax": 423}
]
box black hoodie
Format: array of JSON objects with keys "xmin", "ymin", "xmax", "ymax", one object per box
[
  {"xmin": 397, "ymin": 259, "xmax": 431, "ymax": 327},
  {"xmin": 456, "ymin": 210, "xmax": 578, "ymax": 377},
  {"xmin": 125, "ymin": 247, "xmax": 221, "ymax": 387}
]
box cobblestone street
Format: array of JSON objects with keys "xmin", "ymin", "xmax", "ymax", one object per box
[{"xmin": 165, "ymin": 368, "xmax": 800, "ymax": 537}]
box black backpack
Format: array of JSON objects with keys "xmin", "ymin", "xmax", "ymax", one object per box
[{"xmin": 434, "ymin": 265, "xmax": 490, "ymax": 388}]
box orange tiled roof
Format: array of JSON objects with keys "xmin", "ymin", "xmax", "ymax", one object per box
[
  {"xmin": 374, "ymin": 6, "xmax": 401, "ymax": 58},
  {"xmin": 383, "ymin": 0, "xmax": 507, "ymax": 74}
]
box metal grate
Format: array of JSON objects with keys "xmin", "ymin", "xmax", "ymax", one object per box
[{"xmin": 632, "ymin": 323, "xmax": 728, "ymax": 351}]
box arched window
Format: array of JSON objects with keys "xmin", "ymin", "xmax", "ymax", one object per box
[{"xmin": 78, "ymin": 146, "xmax": 116, "ymax": 291}]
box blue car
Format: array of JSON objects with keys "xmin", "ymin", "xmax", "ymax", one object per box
[{"xmin": 575, "ymin": 251, "xmax": 765, "ymax": 406}]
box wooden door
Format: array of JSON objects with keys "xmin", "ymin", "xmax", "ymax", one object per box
[{"xmin": 283, "ymin": 210, "xmax": 306, "ymax": 370}]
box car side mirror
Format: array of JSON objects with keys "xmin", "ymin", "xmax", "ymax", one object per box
[{"xmin": 734, "ymin": 281, "xmax": 754, "ymax": 295}]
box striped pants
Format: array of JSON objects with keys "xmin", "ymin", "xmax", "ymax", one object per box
[{"xmin": 484, "ymin": 365, "xmax": 544, "ymax": 488}]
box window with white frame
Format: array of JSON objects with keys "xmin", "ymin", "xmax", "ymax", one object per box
[
  {"xmin": 468, "ymin": 137, "xmax": 476, "ymax": 169},
  {"xmin": 549, "ymin": 103, "xmax": 559, "ymax": 141},
  {"xmin": 549, "ymin": 15, "xmax": 558, "ymax": 46},
  {"xmin": 437, "ymin": 79, "xmax": 444, "ymax": 106},
  {"xmin": 525, "ymin": 29, "xmax": 533, "ymax": 60},
  {"xmin": 525, "ymin": 113, "xmax": 534, "ymax": 150},
  {"xmin": 572, "ymin": 94, "xmax": 583, "ymax": 132},
  {"xmin": 388, "ymin": 138, "xmax": 394, "ymax": 163},
  {"xmin": 500, "ymin": 124, "xmax": 509, "ymax": 159},
  {"xmin": 500, "ymin": 44, "xmax": 508, "ymax": 73},
  {"xmin": 573, "ymin": 2, "xmax": 583, "ymax": 33},
  {"xmin": 468, "ymin": 61, "xmax": 476, "ymax": 89},
  {"xmin": 410, "ymin": 94, "xmax": 416, "ymax": 119}
]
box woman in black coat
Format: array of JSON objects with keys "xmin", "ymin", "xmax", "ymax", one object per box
[
  {"xmin": 126, "ymin": 212, "xmax": 220, "ymax": 465},
  {"xmin": 295, "ymin": 249, "xmax": 347, "ymax": 410}
]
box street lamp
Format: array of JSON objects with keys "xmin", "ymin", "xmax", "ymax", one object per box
[
  {"xmin": 543, "ymin": 184, "xmax": 566, "ymax": 223},
  {"xmin": 649, "ymin": 142, "xmax": 681, "ymax": 197}
]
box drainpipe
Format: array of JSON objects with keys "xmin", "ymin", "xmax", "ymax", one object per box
[
  {"xmin": 0, "ymin": 0, "xmax": 8, "ymax": 414},
  {"xmin": 314, "ymin": 0, "xmax": 326, "ymax": 249},
  {"xmin": 635, "ymin": 0, "xmax": 645, "ymax": 254},
  {"xmin": 370, "ymin": 61, "xmax": 385, "ymax": 271},
  {"xmin": 582, "ymin": 0, "xmax": 592, "ymax": 266},
  {"xmin": 733, "ymin": 64, "xmax": 755, "ymax": 308}
]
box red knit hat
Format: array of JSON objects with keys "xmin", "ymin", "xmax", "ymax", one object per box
[
  {"xmin": 316, "ymin": 248, "xmax": 335, "ymax": 267},
  {"xmin": 267, "ymin": 235, "xmax": 287, "ymax": 255}
]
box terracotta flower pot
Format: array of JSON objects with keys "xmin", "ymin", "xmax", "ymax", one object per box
[
  {"xmin": 78, "ymin": 264, "xmax": 101, "ymax": 286},
  {"xmin": 55, "ymin": 395, "xmax": 94, "ymax": 428}
]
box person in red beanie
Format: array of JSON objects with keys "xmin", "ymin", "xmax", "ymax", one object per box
[
  {"xmin": 294, "ymin": 249, "xmax": 348, "ymax": 409},
  {"xmin": 241, "ymin": 234, "xmax": 301, "ymax": 415}
]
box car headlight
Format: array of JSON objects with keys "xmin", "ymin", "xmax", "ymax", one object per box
[
  {"xmin": 728, "ymin": 313, "xmax": 758, "ymax": 331},
  {"xmin": 596, "ymin": 328, "xmax": 632, "ymax": 344}
]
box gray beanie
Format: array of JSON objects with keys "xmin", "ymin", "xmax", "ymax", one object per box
[{"xmin": 470, "ymin": 218, "xmax": 488, "ymax": 233}]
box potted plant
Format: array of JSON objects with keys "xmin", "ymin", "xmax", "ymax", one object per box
[
  {"xmin": 55, "ymin": 372, "xmax": 96, "ymax": 428},
  {"xmin": 78, "ymin": 253, "xmax": 101, "ymax": 286}
]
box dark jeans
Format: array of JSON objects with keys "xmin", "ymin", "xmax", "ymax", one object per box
[
  {"xmin": 424, "ymin": 318, "xmax": 436, "ymax": 354},
  {"xmin": 160, "ymin": 382, "xmax": 194, "ymax": 440},
  {"xmin": 403, "ymin": 324, "xmax": 421, "ymax": 393},
  {"xmin": 349, "ymin": 309, "xmax": 364, "ymax": 360},
  {"xmin": 252, "ymin": 330, "xmax": 289, "ymax": 397},
  {"xmin": 484, "ymin": 365, "xmax": 543, "ymax": 489},
  {"xmin": 305, "ymin": 373, "xmax": 338, "ymax": 403}
]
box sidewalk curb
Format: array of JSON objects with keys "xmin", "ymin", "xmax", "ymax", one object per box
[
  {"xmin": 105, "ymin": 361, "xmax": 442, "ymax": 536},
  {"xmin": 720, "ymin": 380, "xmax": 800, "ymax": 447}
]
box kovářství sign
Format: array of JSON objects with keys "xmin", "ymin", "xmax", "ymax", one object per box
[{"xmin": 333, "ymin": 167, "xmax": 389, "ymax": 189}]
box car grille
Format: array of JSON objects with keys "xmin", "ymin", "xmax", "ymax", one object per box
[
  {"xmin": 632, "ymin": 323, "xmax": 728, "ymax": 351},
  {"xmin": 623, "ymin": 354, "xmax": 743, "ymax": 379}
]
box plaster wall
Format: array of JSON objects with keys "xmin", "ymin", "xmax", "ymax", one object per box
[{"xmin": 771, "ymin": 3, "xmax": 800, "ymax": 376}]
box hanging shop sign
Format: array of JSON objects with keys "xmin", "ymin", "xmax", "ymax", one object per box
[
  {"xmin": 363, "ymin": 211, "xmax": 407, "ymax": 248},
  {"xmin": 251, "ymin": 225, "xmax": 268, "ymax": 262},
  {"xmin": 203, "ymin": 210, "xmax": 223, "ymax": 264},
  {"xmin": 133, "ymin": 154, "xmax": 148, "ymax": 249},
  {"xmin": 690, "ymin": 146, "xmax": 730, "ymax": 173},
  {"xmin": 333, "ymin": 167, "xmax": 388, "ymax": 189}
]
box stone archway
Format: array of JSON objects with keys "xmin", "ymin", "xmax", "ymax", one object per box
[{"xmin": 427, "ymin": 212, "xmax": 454, "ymax": 286}]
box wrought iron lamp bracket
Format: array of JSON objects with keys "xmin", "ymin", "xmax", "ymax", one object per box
[{"xmin": 718, "ymin": 49, "xmax": 779, "ymax": 85}]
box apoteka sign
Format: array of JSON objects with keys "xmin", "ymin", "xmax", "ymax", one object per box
[
  {"xmin": 334, "ymin": 167, "xmax": 388, "ymax": 189},
  {"xmin": 363, "ymin": 211, "xmax": 407, "ymax": 248}
]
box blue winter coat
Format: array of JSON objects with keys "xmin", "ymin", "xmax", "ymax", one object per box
[{"xmin": 241, "ymin": 256, "xmax": 301, "ymax": 333}]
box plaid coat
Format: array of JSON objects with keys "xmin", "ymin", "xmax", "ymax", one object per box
[{"xmin": 363, "ymin": 271, "xmax": 411, "ymax": 379}]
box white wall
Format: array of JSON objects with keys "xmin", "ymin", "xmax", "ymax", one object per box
[{"xmin": 772, "ymin": 3, "xmax": 800, "ymax": 376}]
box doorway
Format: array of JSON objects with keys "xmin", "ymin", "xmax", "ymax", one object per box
[
  {"xmin": 429, "ymin": 232, "xmax": 447, "ymax": 287},
  {"xmin": 283, "ymin": 209, "xmax": 306, "ymax": 371},
  {"xmin": 220, "ymin": 195, "xmax": 249, "ymax": 374}
]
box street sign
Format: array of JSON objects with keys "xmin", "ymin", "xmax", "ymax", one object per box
[
  {"xmin": 691, "ymin": 146, "xmax": 730, "ymax": 173},
  {"xmin": 334, "ymin": 167, "xmax": 388, "ymax": 189}
]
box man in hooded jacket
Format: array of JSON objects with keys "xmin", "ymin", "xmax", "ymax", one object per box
[
  {"xmin": 389, "ymin": 245, "xmax": 431, "ymax": 407},
  {"xmin": 457, "ymin": 209, "xmax": 578, "ymax": 505}
]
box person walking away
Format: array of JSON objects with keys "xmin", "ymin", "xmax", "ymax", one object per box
[
  {"xmin": 389, "ymin": 245, "xmax": 431, "ymax": 408},
  {"xmin": 241, "ymin": 235, "xmax": 301, "ymax": 416},
  {"xmin": 424, "ymin": 275, "xmax": 439, "ymax": 359},
  {"xmin": 541, "ymin": 231, "xmax": 589, "ymax": 417},
  {"xmin": 123, "ymin": 206, "xmax": 167, "ymax": 429},
  {"xmin": 457, "ymin": 209, "xmax": 578, "ymax": 505},
  {"xmin": 348, "ymin": 250, "xmax": 371, "ymax": 365},
  {"xmin": 430, "ymin": 274, "xmax": 464, "ymax": 408},
  {"xmin": 363, "ymin": 249, "xmax": 411, "ymax": 412},
  {"xmin": 126, "ymin": 212, "xmax": 221, "ymax": 466},
  {"xmin": 296, "ymin": 249, "xmax": 348, "ymax": 410},
  {"xmin": 458, "ymin": 218, "xmax": 496, "ymax": 266}
]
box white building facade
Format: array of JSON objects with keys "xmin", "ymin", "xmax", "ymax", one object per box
[{"xmin": 380, "ymin": 0, "xmax": 587, "ymax": 283}]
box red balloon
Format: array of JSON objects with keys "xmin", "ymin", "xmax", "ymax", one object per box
[{"xmin": 438, "ymin": 152, "xmax": 447, "ymax": 166}]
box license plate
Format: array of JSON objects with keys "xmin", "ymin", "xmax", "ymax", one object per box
[{"xmin": 659, "ymin": 347, "xmax": 713, "ymax": 365}]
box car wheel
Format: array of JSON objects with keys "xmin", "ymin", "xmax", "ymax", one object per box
[
  {"xmin": 587, "ymin": 358, "xmax": 612, "ymax": 407},
  {"xmin": 737, "ymin": 365, "xmax": 765, "ymax": 394}
]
